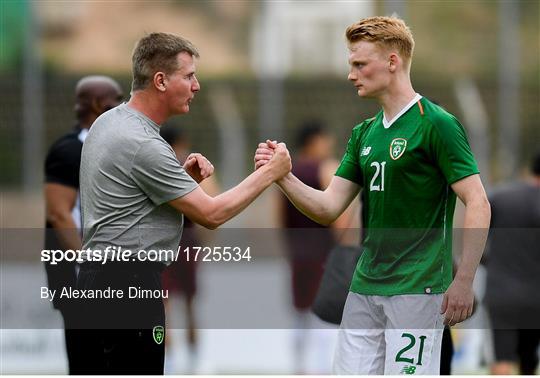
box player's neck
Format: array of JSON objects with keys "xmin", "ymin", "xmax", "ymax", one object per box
[
  {"xmin": 127, "ymin": 91, "xmax": 168, "ymax": 126},
  {"xmin": 378, "ymin": 77, "xmax": 416, "ymax": 121}
]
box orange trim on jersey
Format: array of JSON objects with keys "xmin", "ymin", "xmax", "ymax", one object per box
[{"xmin": 417, "ymin": 100, "xmax": 424, "ymax": 115}]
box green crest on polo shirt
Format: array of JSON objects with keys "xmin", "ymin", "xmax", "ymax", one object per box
[
  {"xmin": 390, "ymin": 138, "xmax": 407, "ymax": 160},
  {"xmin": 153, "ymin": 325, "xmax": 164, "ymax": 345}
]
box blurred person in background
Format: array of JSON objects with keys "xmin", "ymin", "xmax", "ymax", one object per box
[
  {"xmin": 43, "ymin": 75, "xmax": 123, "ymax": 374},
  {"xmin": 159, "ymin": 124, "xmax": 219, "ymax": 373},
  {"xmin": 255, "ymin": 16, "xmax": 490, "ymax": 374},
  {"xmin": 78, "ymin": 32, "xmax": 291, "ymax": 374},
  {"xmin": 280, "ymin": 121, "xmax": 339, "ymax": 373},
  {"xmin": 484, "ymin": 151, "xmax": 540, "ymax": 375}
]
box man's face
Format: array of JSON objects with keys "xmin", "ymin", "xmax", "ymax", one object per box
[
  {"xmin": 347, "ymin": 41, "xmax": 391, "ymax": 99},
  {"xmin": 164, "ymin": 52, "xmax": 200, "ymax": 115}
]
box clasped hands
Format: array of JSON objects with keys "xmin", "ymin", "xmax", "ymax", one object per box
[
  {"xmin": 254, "ymin": 140, "xmax": 292, "ymax": 181},
  {"xmin": 183, "ymin": 140, "xmax": 291, "ymax": 184}
]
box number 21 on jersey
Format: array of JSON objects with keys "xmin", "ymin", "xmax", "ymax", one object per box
[{"xmin": 370, "ymin": 161, "xmax": 386, "ymax": 191}]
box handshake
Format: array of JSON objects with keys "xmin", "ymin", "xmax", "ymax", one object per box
[{"xmin": 253, "ymin": 140, "xmax": 292, "ymax": 182}]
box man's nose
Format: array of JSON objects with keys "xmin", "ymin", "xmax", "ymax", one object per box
[{"xmin": 192, "ymin": 76, "xmax": 201, "ymax": 92}]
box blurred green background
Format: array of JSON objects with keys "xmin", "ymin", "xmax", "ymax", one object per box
[{"xmin": 1, "ymin": 0, "xmax": 538, "ymax": 190}]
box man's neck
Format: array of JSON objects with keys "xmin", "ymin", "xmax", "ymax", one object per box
[
  {"xmin": 79, "ymin": 116, "xmax": 96, "ymax": 130},
  {"xmin": 378, "ymin": 76, "xmax": 417, "ymax": 121},
  {"xmin": 127, "ymin": 91, "xmax": 167, "ymax": 125}
]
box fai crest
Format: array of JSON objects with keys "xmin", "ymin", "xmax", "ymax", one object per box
[
  {"xmin": 153, "ymin": 325, "xmax": 164, "ymax": 345},
  {"xmin": 389, "ymin": 138, "xmax": 407, "ymax": 160}
]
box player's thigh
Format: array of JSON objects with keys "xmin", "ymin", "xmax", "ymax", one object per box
[
  {"xmin": 333, "ymin": 292, "xmax": 386, "ymax": 374},
  {"xmin": 384, "ymin": 327, "xmax": 443, "ymax": 375},
  {"xmin": 382, "ymin": 295, "xmax": 444, "ymax": 375}
]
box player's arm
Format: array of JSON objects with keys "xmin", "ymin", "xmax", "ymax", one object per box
[
  {"xmin": 276, "ymin": 173, "xmax": 360, "ymax": 226},
  {"xmin": 319, "ymin": 159, "xmax": 361, "ymax": 242},
  {"xmin": 169, "ymin": 144, "xmax": 291, "ymax": 229},
  {"xmin": 44, "ymin": 183, "xmax": 82, "ymax": 251},
  {"xmin": 441, "ymin": 174, "xmax": 491, "ymax": 325},
  {"xmin": 255, "ymin": 141, "xmax": 360, "ymax": 225}
]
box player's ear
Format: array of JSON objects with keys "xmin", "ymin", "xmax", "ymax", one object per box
[
  {"xmin": 388, "ymin": 53, "xmax": 398, "ymax": 73},
  {"xmin": 153, "ymin": 72, "xmax": 167, "ymax": 92}
]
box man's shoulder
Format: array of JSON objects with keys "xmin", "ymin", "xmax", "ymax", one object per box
[
  {"xmin": 419, "ymin": 98, "xmax": 459, "ymax": 128},
  {"xmin": 353, "ymin": 115, "xmax": 379, "ymax": 130},
  {"xmin": 92, "ymin": 104, "xmax": 131, "ymax": 128},
  {"xmin": 417, "ymin": 98, "xmax": 469, "ymax": 142},
  {"xmin": 350, "ymin": 114, "xmax": 380, "ymax": 138},
  {"xmin": 87, "ymin": 106, "xmax": 160, "ymax": 148}
]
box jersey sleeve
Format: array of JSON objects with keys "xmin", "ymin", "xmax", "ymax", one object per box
[
  {"xmin": 130, "ymin": 139, "xmax": 199, "ymax": 205},
  {"xmin": 335, "ymin": 124, "xmax": 363, "ymax": 185},
  {"xmin": 427, "ymin": 113, "xmax": 480, "ymax": 184},
  {"xmin": 44, "ymin": 138, "xmax": 81, "ymax": 188}
]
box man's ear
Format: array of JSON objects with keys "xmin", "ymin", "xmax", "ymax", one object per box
[
  {"xmin": 153, "ymin": 72, "xmax": 167, "ymax": 92},
  {"xmin": 388, "ymin": 53, "xmax": 399, "ymax": 73}
]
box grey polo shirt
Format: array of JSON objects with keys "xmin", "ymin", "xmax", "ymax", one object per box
[{"xmin": 80, "ymin": 103, "xmax": 198, "ymax": 264}]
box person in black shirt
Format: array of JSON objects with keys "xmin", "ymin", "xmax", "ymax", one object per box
[
  {"xmin": 44, "ymin": 75, "xmax": 123, "ymax": 374},
  {"xmin": 484, "ymin": 151, "xmax": 540, "ymax": 375}
]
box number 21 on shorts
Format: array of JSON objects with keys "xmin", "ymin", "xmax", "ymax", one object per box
[{"xmin": 395, "ymin": 332, "xmax": 427, "ymax": 374}]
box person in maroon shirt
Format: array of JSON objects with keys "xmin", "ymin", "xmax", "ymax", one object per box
[{"xmin": 280, "ymin": 121, "xmax": 352, "ymax": 373}]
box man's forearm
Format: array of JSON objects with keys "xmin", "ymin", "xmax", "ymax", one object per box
[
  {"xmin": 49, "ymin": 215, "xmax": 83, "ymax": 251},
  {"xmin": 277, "ymin": 173, "xmax": 338, "ymax": 226},
  {"xmin": 209, "ymin": 165, "xmax": 276, "ymax": 227}
]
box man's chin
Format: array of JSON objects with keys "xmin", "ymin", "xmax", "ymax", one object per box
[
  {"xmin": 357, "ymin": 89, "xmax": 374, "ymax": 99},
  {"xmin": 176, "ymin": 105, "xmax": 190, "ymax": 115}
]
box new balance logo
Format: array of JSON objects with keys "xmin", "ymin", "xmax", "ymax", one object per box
[
  {"xmin": 361, "ymin": 146, "xmax": 371, "ymax": 156},
  {"xmin": 401, "ymin": 365, "xmax": 417, "ymax": 374}
]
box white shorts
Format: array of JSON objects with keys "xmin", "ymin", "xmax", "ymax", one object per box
[{"xmin": 333, "ymin": 292, "xmax": 444, "ymax": 375}]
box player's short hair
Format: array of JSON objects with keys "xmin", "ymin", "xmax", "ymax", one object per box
[
  {"xmin": 131, "ymin": 32, "xmax": 199, "ymax": 91},
  {"xmin": 532, "ymin": 150, "xmax": 540, "ymax": 176},
  {"xmin": 345, "ymin": 16, "xmax": 415, "ymax": 64}
]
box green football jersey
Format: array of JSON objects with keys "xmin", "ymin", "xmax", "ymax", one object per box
[{"xmin": 336, "ymin": 97, "xmax": 479, "ymax": 295}]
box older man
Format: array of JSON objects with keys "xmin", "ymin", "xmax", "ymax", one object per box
[{"xmin": 78, "ymin": 33, "xmax": 290, "ymax": 374}]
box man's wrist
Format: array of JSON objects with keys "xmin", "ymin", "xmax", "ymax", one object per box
[
  {"xmin": 454, "ymin": 270, "xmax": 475, "ymax": 284},
  {"xmin": 257, "ymin": 164, "xmax": 276, "ymax": 186},
  {"xmin": 276, "ymin": 172, "xmax": 293, "ymax": 187}
]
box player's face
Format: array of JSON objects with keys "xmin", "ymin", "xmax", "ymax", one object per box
[
  {"xmin": 347, "ymin": 41, "xmax": 391, "ymax": 99},
  {"xmin": 165, "ymin": 52, "xmax": 200, "ymax": 115}
]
